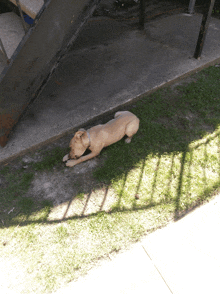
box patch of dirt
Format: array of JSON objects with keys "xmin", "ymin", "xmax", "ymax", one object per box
[
  {"xmin": 154, "ymin": 106, "xmax": 215, "ymax": 139},
  {"xmin": 170, "ymin": 75, "xmax": 199, "ymax": 93},
  {"xmin": 24, "ymin": 155, "xmax": 117, "ymax": 220}
]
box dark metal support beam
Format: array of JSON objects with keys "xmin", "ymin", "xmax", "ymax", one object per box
[
  {"xmin": 0, "ymin": 38, "xmax": 8, "ymax": 60},
  {"xmin": 139, "ymin": 0, "xmax": 145, "ymax": 28},
  {"xmin": 15, "ymin": 0, "xmax": 29, "ymax": 33},
  {"xmin": 194, "ymin": 0, "xmax": 216, "ymax": 59},
  {"xmin": 188, "ymin": 0, "xmax": 196, "ymax": 14}
]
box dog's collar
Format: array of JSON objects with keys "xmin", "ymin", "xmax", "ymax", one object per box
[{"xmin": 86, "ymin": 131, "xmax": 91, "ymax": 147}]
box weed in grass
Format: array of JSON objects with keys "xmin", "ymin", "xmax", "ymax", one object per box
[
  {"xmin": 55, "ymin": 225, "xmax": 69, "ymax": 242},
  {"xmin": 18, "ymin": 198, "xmax": 34, "ymax": 214},
  {"xmin": 75, "ymin": 192, "xmax": 85, "ymax": 200},
  {"xmin": 19, "ymin": 172, "xmax": 35, "ymax": 191},
  {"xmin": 34, "ymin": 201, "xmax": 52, "ymax": 221},
  {"xmin": 32, "ymin": 147, "xmax": 66, "ymax": 171},
  {"xmin": 0, "ymin": 166, "xmax": 10, "ymax": 175}
]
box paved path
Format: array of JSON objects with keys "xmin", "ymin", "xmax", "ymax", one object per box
[{"xmin": 54, "ymin": 194, "xmax": 220, "ymax": 294}]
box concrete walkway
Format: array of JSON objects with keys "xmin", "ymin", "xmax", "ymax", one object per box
[
  {"xmin": 1, "ymin": 13, "xmax": 220, "ymax": 163},
  {"xmin": 53, "ymin": 194, "xmax": 220, "ymax": 294}
]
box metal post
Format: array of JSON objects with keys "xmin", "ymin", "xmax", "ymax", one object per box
[
  {"xmin": 194, "ymin": 0, "xmax": 216, "ymax": 59},
  {"xmin": 0, "ymin": 38, "xmax": 8, "ymax": 60},
  {"xmin": 15, "ymin": 0, "xmax": 28, "ymax": 33},
  {"xmin": 139, "ymin": 0, "xmax": 145, "ymax": 28},
  {"xmin": 188, "ymin": 0, "xmax": 196, "ymax": 14}
]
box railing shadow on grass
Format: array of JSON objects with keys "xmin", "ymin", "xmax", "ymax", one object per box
[
  {"xmin": 174, "ymin": 131, "xmax": 220, "ymax": 220},
  {"xmin": 2, "ymin": 127, "xmax": 220, "ymax": 229}
]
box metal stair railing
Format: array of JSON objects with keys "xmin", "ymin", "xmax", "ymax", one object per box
[
  {"xmin": 15, "ymin": 0, "xmax": 29, "ymax": 33},
  {"xmin": 0, "ymin": 37, "xmax": 8, "ymax": 61},
  {"xmin": 9, "ymin": 0, "xmax": 45, "ymax": 20},
  {"xmin": 0, "ymin": 0, "xmax": 32, "ymax": 66}
]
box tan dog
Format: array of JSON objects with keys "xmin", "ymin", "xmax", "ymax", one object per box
[{"xmin": 63, "ymin": 111, "xmax": 139, "ymax": 167}]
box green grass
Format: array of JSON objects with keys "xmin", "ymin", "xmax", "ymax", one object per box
[
  {"xmin": 94, "ymin": 66, "xmax": 220, "ymax": 219},
  {"xmin": 32, "ymin": 147, "xmax": 67, "ymax": 171},
  {"xmin": 1, "ymin": 65, "xmax": 220, "ymax": 293}
]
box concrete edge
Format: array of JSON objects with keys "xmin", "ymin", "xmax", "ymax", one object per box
[{"xmin": 1, "ymin": 56, "xmax": 220, "ymax": 166}]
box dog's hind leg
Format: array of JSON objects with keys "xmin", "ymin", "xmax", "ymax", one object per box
[
  {"xmin": 114, "ymin": 111, "xmax": 124, "ymax": 118},
  {"xmin": 125, "ymin": 137, "xmax": 132, "ymax": 143},
  {"xmin": 125, "ymin": 119, "xmax": 139, "ymax": 143}
]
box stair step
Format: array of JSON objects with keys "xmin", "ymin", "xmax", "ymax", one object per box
[
  {"xmin": 9, "ymin": 0, "xmax": 44, "ymax": 19},
  {"xmin": 0, "ymin": 12, "xmax": 26, "ymax": 59}
]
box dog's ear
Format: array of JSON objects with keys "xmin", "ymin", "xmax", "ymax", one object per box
[{"xmin": 75, "ymin": 129, "xmax": 86, "ymax": 139}]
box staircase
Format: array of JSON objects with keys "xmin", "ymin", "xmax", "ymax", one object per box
[
  {"xmin": 0, "ymin": 0, "xmax": 44, "ymax": 75},
  {"xmin": 0, "ymin": 0, "xmax": 100, "ymax": 147}
]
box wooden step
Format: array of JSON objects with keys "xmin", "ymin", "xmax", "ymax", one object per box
[
  {"xmin": 0, "ymin": 12, "xmax": 26, "ymax": 59},
  {"xmin": 9, "ymin": 0, "xmax": 44, "ymax": 19}
]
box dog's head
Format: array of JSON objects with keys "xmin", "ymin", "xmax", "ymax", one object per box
[{"xmin": 68, "ymin": 129, "xmax": 88, "ymax": 159}]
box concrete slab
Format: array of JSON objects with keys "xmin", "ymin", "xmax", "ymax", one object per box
[
  {"xmin": 142, "ymin": 194, "xmax": 220, "ymax": 294},
  {"xmin": 53, "ymin": 243, "xmax": 172, "ymax": 294},
  {"xmin": 51, "ymin": 193, "xmax": 220, "ymax": 294},
  {"xmin": 1, "ymin": 13, "xmax": 220, "ymax": 163}
]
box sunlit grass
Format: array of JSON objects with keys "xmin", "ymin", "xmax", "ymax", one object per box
[{"xmin": 106, "ymin": 129, "xmax": 220, "ymax": 215}]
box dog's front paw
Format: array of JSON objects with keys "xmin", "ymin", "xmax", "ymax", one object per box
[
  {"xmin": 63, "ymin": 154, "xmax": 69, "ymax": 162},
  {"xmin": 66, "ymin": 159, "xmax": 77, "ymax": 167}
]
